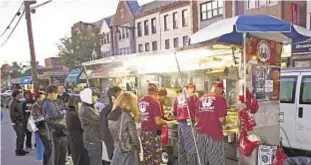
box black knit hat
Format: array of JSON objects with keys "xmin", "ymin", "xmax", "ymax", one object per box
[{"xmin": 107, "ymin": 86, "xmax": 122, "ymax": 97}]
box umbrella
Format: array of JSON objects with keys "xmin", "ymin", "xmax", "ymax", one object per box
[{"xmin": 190, "ymin": 14, "xmax": 311, "ymax": 45}]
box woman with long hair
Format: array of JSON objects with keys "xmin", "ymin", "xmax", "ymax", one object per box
[{"xmin": 108, "ymin": 92, "xmax": 140, "ymax": 165}]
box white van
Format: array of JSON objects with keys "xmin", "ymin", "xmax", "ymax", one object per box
[{"xmin": 280, "ymin": 68, "xmax": 311, "ymax": 152}]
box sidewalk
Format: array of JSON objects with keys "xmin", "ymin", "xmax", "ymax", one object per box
[{"xmin": 1, "ymin": 108, "xmax": 41, "ymax": 165}]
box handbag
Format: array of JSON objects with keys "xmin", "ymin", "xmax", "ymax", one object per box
[
  {"xmin": 118, "ymin": 112, "xmax": 131, "ymax": 153},
  {"xmin": 27, "ymin": 116, "xmax": 38, "ymax": 132}
]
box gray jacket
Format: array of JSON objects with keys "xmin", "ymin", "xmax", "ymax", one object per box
[
  {"xmin": 78, "ymin": 102, "xmax": 101, "ymax": 143},
  {"xmin": 108, "ymin": 108, "xmax": 140, "ymax": 150}
]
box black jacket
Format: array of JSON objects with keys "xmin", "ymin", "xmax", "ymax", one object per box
[
  {"xmin": 66, "ymin": 106, "xmax": 83, "ymax": 132},
  {"xmin": 9, "ymin": 99, "xmax": 25, "ymax": 124},
  {"xmin": 100, "ymin": 103, "xmax": 114, "ymax": 159},
  {"xmin": 58, "ymin": 93, "xmax": 70, "ymax": 103}
]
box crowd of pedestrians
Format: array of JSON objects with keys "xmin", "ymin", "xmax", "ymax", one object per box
[{"xmin": 9, "ymin": 81, "xmax": 228, "ymax": 165}]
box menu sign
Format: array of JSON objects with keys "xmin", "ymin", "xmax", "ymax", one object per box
[
  {"xmin": 292, "ymin": 41, "xmax": 311, "ymax": 55},
  {"xmin": 246, "ymin": 37, "xmax": 282, "ymax": 65}
]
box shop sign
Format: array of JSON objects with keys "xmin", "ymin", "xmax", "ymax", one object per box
[
  {"xmin": 292, "ymin": 42, "xmax": 311, "ymax": 55},
  {"xmin": 246, "ymin": 37, "xmax": 282, "ymax": 66}
]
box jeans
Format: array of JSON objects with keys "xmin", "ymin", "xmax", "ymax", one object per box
[
  {"xmin": 54, "ymin": 136, "xmax": 68, "ymax": 165},
  {"xmin": 13, "ymin": 123, "xmax": 25, "ymax": 153},
  {"xmin": 83, "ymin": 140, "xmax": 102, "ymax": 165},
  {"xmin": 25, "ymin": 128, "xmax": 32, "ymax": 148},
  {"xmin": 37, "ymin": 129, "xmax": 52, "ymax": 165}
]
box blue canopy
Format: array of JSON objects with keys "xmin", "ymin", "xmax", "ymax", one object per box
[
  {"xmin": 191, "ymin": 15, "xmax": 311, "ymax": 45},
  {"xmin": 65, "ymin": 68, "xmax": 82, "ymax": 84},
  {"xmin": 20, "ymin": 76, "xmax": 32, "ymax": 84}
]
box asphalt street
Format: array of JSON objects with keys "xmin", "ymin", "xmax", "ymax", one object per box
[{"xmin": 1, "ymin": 108, "xmax": 41, "ymax": 165}]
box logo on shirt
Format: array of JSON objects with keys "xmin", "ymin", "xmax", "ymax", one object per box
[
  {"xmin": 177, "ymin": 96, "xmax": 187, "ymax": 107},
  {"xmin": 139, "ymin": 101, "xmax": 150, "ymax": 121},
  {"xmin": 200, "ymin": 96, "xmax": 215, "ymax": 112}
]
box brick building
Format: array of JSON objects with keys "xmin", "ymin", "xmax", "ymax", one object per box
[{"xmin": 72, "ymin": 0, "xmax": 308, "ymax": 62}]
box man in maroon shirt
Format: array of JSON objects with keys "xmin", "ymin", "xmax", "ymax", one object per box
[
  {"xmin": 139, "ymin": 83, "xmax": 167, "ymax": 165},
  {"xmin": 196, "ymin": 81, "xmax": 227, "ymax": 165},
  {"xmin": 173, "ymin": 82, "xmax": 198, "ymax": 165}
]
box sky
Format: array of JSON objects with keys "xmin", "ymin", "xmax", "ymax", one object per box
[{"xmin": 0, "ymin": 0, "xmax": 153, "ymax": 66}]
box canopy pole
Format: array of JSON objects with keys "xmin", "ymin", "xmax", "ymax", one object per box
[
  {"xmin": 243, "ymin": 33, "xmax": 247, "ymax": 106},
  {"xmin": 173, "ymin": 51, "xmax": 202, "ymax": 165},
  {"xmin": 83, "ymin": 65, "xmax": 90, "ymax": 87}
]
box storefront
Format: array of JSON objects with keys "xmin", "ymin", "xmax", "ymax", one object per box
[{"xmin": 291, "ymin": 41, "xmax": 311, "ymax": 67}]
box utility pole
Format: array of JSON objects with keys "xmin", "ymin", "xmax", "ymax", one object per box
[{"xmin": 24, "ymin": 0, "xmax": 39, "ymax": 92}]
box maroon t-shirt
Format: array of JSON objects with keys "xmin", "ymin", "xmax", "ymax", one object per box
[
  {"xmin": 196, "ymin": 92, "xmax": 227, "ymax": 140},
  {"xmin": 139, "ymin": 96, "xmax": 162, "ymax": 131},
  {"xmin": 173, "ymin": 95, "xmax": 198, "ymax": 121}
]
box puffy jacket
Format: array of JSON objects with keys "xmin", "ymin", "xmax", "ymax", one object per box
[
  {"xmin": 173, "ymin": 95, "xmax": 198, "ymax": 121},
  {"xmin": 9, "ymin": 99, "xmax": 25, "ymax": 124},
  {"xmin": 78, "ymin": 102, "xmax": 101, "ymax": 143}
]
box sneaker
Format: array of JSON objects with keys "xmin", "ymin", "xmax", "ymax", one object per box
[
  {"xmin": 25, "ymin": 147, "xmax": 32, "ymax": 152},
  {"xmin": 15, "ymin": 150, "xmax": 28, "ymax": 156}
]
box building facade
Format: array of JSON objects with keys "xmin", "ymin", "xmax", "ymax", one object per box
[{"xmin": 73, "ymin": 0, "xmax": 308, "ymax": 64}]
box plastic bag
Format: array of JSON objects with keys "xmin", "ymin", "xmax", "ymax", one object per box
[
  {"xmin": 27, "ymin": 116, "xmax": 38, "ymax": 132},
  {"xmin": 240, "ymin": 109, "xmax": 257, "ymax": 131},
  {"xmin": 272, "ymin": 147, "xmax": 287, "ymax": 165},
  {"xmin": 239, "ymin": 88, "xmax": 259, "ymax": 114},
  {"xmin": 161, "ymin": 125, "xmax": 169, "ymax": 145},
  {"xmin": 238, "ymin": 130, "xmax": 260, "ymax": 157}
]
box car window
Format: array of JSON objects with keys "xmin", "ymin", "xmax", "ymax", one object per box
[
  {"xmin": 300, "ymin": 76, "xmax": 311, "ymax": 105},
  {"xmin": 280, "ymin": 76, "xmax": 297, "ymax": 103}
]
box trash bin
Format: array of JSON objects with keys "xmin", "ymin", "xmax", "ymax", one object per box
[{"xmin": 35, "ymin": 133, "xmax": 44, "ymax": 160}]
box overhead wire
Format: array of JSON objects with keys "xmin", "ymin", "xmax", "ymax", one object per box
[
  {"xmin": 0, "ymin": 8, "xmax": 25, "ymax": 48},
  {"xmin": 0, "ymin": 2, "xmax": 24, "ymax": 37}
]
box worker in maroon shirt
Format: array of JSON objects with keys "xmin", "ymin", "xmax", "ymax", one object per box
[
  {"xmin": 173, "ymin": 82, "xmax": 198, "ymax": 165},
  {"xmin": 139, "ymin": 83, "xmax": 167, "ymax": 165},
  {"xmin": 196, "ymin": 81, "xmax": 227, "ymax": 165}
]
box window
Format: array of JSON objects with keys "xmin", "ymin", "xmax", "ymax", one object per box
[
  {"xmin": 125, "ymin": 29, "xmax": 129, "ymax": 38},
  {"xmin": 173, "ymin": 12, "xmax": 178, "ymax": 29},
  {"xmin": 183, "ymin": 36, "xmax": 189, "ymax": 46},
  {"xmin": 138, "ymin": 44, "xmax": 143, "ymax": 52},
  {"xmin": 174, "ymin": 37, "xmax": 179, "ymax": 48},
  {"xmin": 106, "ymin": 33, "xmax": 110, "ymax": 43},
  {"xmin": 280, "ymin": 76, "xmax": 297, "ymax": 103},
  {"xmin": 200, "ymin": 0, "xmax": 223, "ymax": 21},
  {"xmin": 144, "ymin": 20, "xmax": 149, "ymax": 35},
  {"xmin": 118, "ymin": 32, "xmax": 121, "ymax": 40},
  {"xmin": 246, "ymin": 0, "xmax": 278, "ymax": 10},
  {"xmin": 151, "ymin": 18, "xmax": 156, "ymax": 34},
  {"xmin": 152, "ymin": 41, "xmax": 157, "ymax": 51},
  {"xmin": 137, "ymin": 22, "xmax": 142, "ymax": 37},
  {"xmin": 165, "ymin": 39, "xmax": 170, "ymax": 49},
  {"xmin": 164, "ymin": 14, "xmax": 169, "ymax": 31},
  {"xmin": 122, "ymin": 28, "xmax": 125, "ymax": 39},
  {"xmin": 300, "ymin": 76, "xmax": 311, "ymax": 104},
  {"xmin": 120, "ymin": 48, "xmax": 123, "ymax": 55},
  {"xmin": 145, "ymin": 43, "xmax": 150, "ymax": 52},
  {"xmin": 182, "ymin": 9, "xmax": 188, "ymax": 27}
]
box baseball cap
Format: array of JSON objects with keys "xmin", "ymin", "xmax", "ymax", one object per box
[
  {"xmin": 148, "ymin": 83, "xmax": 158, "ymax": 92},
  {"xmin": 213, "ymin": 81, "xmax": 224, "ymax": 88}
]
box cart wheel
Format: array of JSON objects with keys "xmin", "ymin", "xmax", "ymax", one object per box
[{"xmin": 162, "ymin": 146, "xmax": 177, "ymax": 165}]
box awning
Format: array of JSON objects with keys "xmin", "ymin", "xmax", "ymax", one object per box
[
  {"xmin": 20, "ymin": 76, "xmax": 32, "ymax": 84},
  {"xmin": 65, "ymin": 68, "xmax": 82, "ymax": 84}
]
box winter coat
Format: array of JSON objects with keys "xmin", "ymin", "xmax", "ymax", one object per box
[
  {"xmin": 108, "ymin": 108, "xmax": 140, "ymax": 165},
  {"xmin": 78, "ymin": 102, "xmax": 101, "ymax": 143},
  {"xmin": 100, "ymin": 103, "xmax": 114, "ymax": 160},
  {"xmin": 9, "ymin": 98, "xmax": 25, "ymax": 125}
]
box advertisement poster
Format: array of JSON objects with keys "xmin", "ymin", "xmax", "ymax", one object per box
[
  {"xmin": 246, "ymin": 37, "xmax": 282, "ymax": 66},
  {"xmin": 251, "ymin": 65, "xmax": 280, "ymax": 102}
]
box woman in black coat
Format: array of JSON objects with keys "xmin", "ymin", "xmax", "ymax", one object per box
[{"xmin": 65, "ymin": 96, "xmax": 89, "ymax": 165}]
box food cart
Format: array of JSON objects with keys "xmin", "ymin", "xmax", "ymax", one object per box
[
  {"xmin": 82, "ymin": 15, "xmax": 311, "ymax": 165},
  {"xmin": 190, "ymin": 14, "xmax": 311, "ymax": 165}
]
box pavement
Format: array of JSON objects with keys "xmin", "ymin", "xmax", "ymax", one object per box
[{"xmin": 1, "ymin": 108, "xmax": 41, "ymax": 165}]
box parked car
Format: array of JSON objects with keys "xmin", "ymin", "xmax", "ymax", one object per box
[{"xmin": 280, "ymin": 67, "xmax": 311, "ymax": 156}]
